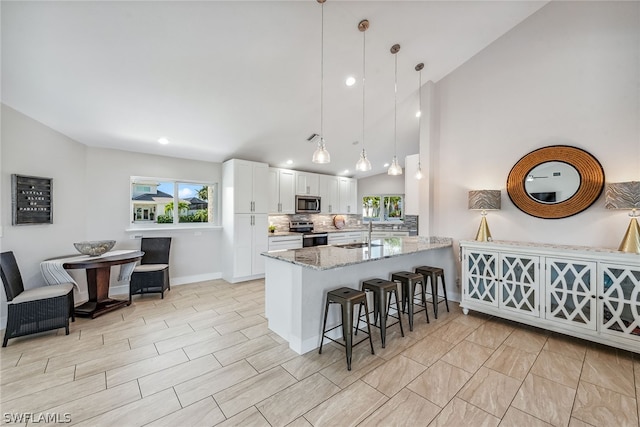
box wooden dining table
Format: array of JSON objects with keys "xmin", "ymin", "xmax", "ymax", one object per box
[{"xmin": 62, "ymin": 250, "xmax": 144, "ymax": 318}]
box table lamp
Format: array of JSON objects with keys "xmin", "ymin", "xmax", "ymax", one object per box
[
  {"xmin": 469, "ymin": 190, "xmax": 501, "ymax": 242},
  {"xmin": 604, "ymin": 181, "xmax": 640, "ymax": 254}
]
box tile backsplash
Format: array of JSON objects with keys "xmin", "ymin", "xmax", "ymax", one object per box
[{"xmin": 268, "ymin": 213, "xmax": 418, "ymax": 234}]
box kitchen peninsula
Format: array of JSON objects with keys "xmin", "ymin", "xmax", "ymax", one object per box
[{"xmin": 262, "ymin": 236, "xmax": 454, "ymax": 354}]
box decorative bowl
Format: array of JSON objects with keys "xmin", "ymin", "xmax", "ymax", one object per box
[{"xmin": 73, "ymin": 240, "xmax": 116, "ymax": 256}]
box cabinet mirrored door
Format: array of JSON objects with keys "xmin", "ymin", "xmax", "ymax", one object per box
[
  {"xmin": 545, "ymin": 258, "xmax": 596, "ymax": 330},
  {"xmin": 600, "ymin": 263, "xmax": 640, "ymax": 339},
  {"xmin": 500, "ymin": 255, "xmax": 539, "ymax": 317},
  {"xmin": 465, "ymin": 251, "xmax": 499, "ymax": 307}
]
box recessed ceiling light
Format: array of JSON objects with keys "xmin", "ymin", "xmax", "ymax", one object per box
[
  {"xmin": 416, "ymin": 110, "xmax": 422, "ymax": 118},
  {"xmin": 345, "ymin": 76, "xmax": 356, "ymax": 87},
  {"xmin": 343, "ymin": 169, "xmax": 350, "ymax": 174},
  {"xmin": 383, "ymin": 163, "xmax": 390, "ymax": 168},
  {"xmin": 158, "ymin": 137, "xmax": 170, "ymax": 145},
  {"xmin": 286, "ymin": 160, "xmax": 293, "ymax": 165}
]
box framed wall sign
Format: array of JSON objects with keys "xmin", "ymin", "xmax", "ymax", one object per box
[{"xmin": 12, "ymin": 174, "xmax": 53, "ymax": 225}]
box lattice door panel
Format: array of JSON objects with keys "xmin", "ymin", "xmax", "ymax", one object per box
[
  {"xmin": 500, "ymin": 255, "xmax": 540, "ymax": 317},
  {"xmin": 600, "ymin": 264, "xmax": 640, "ymax": 339},
  {"xmin": 545, "ymin": 258, "xmax": 596, "ymax": 330},
  {"xmin": 465, "ymin": 251, "xmax": 499, "ymax": 307}
]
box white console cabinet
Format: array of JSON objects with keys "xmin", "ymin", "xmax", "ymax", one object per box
[{"xmin": 460, "ymin": 240, "xmax": 640, "ymax": 353}]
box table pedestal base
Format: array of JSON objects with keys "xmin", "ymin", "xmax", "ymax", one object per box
[{"xmin": 75, "ymin": 299, "xmax": 131, "ymax": 318}]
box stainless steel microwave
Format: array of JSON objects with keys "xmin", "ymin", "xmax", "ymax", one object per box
[{"xmin": 295, "ymin": 195, "xmax": 321, "ymax": 213}]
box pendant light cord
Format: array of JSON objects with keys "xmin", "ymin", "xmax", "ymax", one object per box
[
  {"xmin": 394, "ymin": 51, "xmax": 398, "ymax": 158},
  {"xmin": 320, "ymin": 2, "xmax": 324, "ymax": 142},
  {"xmin": 362, "ymin": 28, "xmax": 366, "ymax": 151}
]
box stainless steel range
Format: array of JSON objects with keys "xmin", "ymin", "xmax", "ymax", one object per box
[{"xmin": 289, "ymin": 221, "xmax": 328, "ymax": 247}]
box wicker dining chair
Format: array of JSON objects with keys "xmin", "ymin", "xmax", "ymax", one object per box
[
  {"xmin": 0, "ymin": 251, "xmax": 75, "ymax": 347},
  {"xmin": 129, "ymin": 237, "xmax": 172, "ymax": 302}
]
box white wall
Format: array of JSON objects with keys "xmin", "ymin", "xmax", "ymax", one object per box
[
  {"xmin": 432, "ymin": 1, "xmax": 640, "ymax": 256},
  {"xmin": 1, "ymin": 105, "xmax": 224, "ymax": 327},
  {"xmin": 357, "ymin": 172, "xmax": 405, "ymax": 214}
]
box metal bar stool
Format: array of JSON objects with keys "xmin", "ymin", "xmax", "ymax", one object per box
[
  {"xmin": 319, "ymin": 287, "xmax": 374, "ymax": 370},
  {"xmin": 391, "ymin": 271, "xmax": 430, "ymax": 331},
  {"xmin": 356, "ymin": 278, "xmax": 404, "ymax": 348},
  {"xmin": 415, "ymin": 266, "xmax": 450, "ymax": 319}
]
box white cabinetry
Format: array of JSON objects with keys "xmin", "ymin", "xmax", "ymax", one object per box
[
  {"xmin": 461, "ymin": 240, "xmax": 640, "ymax": 352},
  {"xmin": 319, "ymin": 175, "xmax": 340, "ymax": 214},
  {"xmin": 295, "ymin": 172, "xmax": 319, "ymax": 196},
  {"xmin": 338, "ymin": 177, "xmax": 357, "ymax": 214},
  {"xmin": 371, "ymin": 231, "xmax": 410, "ymax": 239},
  {"xmin": 223, "ymin": 159, "xmax": 269, "ymax": 283},
  {"xmin": 268, "ymin": 234, "xmax": 303, "ymax": 251},
  {"xmin": 328, "ymin": 231, "xmax": 363, "ymax": 245},
  {"xmin": 268, "ymin": 168, "xmax": 295, "ymax": 214}
]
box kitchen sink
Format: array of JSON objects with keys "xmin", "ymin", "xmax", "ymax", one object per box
[{"xmin": 334, "ymin": 242, "xmax": 382, "ymax": 249}]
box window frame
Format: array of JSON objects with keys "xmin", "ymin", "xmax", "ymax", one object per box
[
  {"xmin": 362, "ymin": 193, "xmax": 405, "ymax": 223},
  {"xmin": 129, "ymin": 176, "xmax": 220, "ymax": 230}
]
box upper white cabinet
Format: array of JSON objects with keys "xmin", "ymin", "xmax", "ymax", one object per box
[
  {"xmin": 319, "ymin": 175, "xmax": 340, "ymax": 214},
  {"xmin": 228, "ymin": 159, "xmax": 268, "ymax": 214},
  {"xmin": 339, "ymin": 177, "xmax": 357, "ymax": 214},
  {"xmin": 461, "ymin": 240, "xmax": 640, "ymax": 353},
  {"xmin": 268, "ymin": 168, "xmax": 295, "ymax": 214},
  {"xmin": 295, "ymin": 171, "xmax": 319, "ymax": 196}
]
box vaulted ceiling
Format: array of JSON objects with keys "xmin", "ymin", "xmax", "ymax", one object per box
[{"xmin": 2, "ymin": 1, "xmax": 548, "ymax": 177}]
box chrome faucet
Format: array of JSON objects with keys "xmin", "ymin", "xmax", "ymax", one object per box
[{"xmin": 367, "ymin": 220, "xmax": 372, "ymax": 244}]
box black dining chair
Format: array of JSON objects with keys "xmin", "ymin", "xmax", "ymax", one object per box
[
  {"xmin": 0, "ymin": 251, "xmax": 75, "ymax": 347},
  {"xmin": 129, "ymin": 237, "xmax": 172, "ymax": 302}
]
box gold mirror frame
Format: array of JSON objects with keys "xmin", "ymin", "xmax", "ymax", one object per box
[{"xmin": 507, "ymin": 145, "xmax": 605, "ymax": 219}]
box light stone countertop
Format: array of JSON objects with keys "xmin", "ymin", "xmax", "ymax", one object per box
[{"xmin": 261, "ymin": 236, "xmax": 453, "ymax": 270}]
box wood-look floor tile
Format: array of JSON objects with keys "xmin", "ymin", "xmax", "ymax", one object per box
[
  {"xmin": 362, "ymin": 355, "xmax": 427, "ymax": 397},
  {"xmin": 213, "ymin": 315, "xmax": 266, "ymax": 335},
  {"xmin": 38, "ymin": 380, "xmax": 141, "ymax": 426},
  {"xmin": 213, "ymin": 335, "xmax": 279, "ymax": 366},
  {"xmin": 511, "ymin": 373, "xmax": 576, "ymax": 427},
  {"xmin": 45, "ymin": 340, "xmax": 131, "ymax": 373},
  {"xmin": 427, "ymin": 319, "xmax": 475, "ymax": 345},
  {"xmin": 188, "ymin": 311, "xmax": 243, "ymax": 331},
  {"xmin": 174, "ymin": 360, "xmax": 257, "ymax": 407},
  {"xmin": 440, "ymin": 340, "xmax": 494, "ymax": 374},
  {"xmin": 213, "ymin": 366, "xmax": 296, "ymax": 418},
  {"xmin": 154, "ymin": 327, "xmax": 220, "ymax": 354},
  {"xmin": 580, "ymin": 347, "xmax": 635, "ymax": 397},
  {"xmin": 428, "ymin": 397, "xmax": 500, "ymax": 427},
  {"xmin": 451, "ymin": 312, "xmax": 490, "ymax": 329},
  {"xmin": 287, "ymin": 417, "xmax": 313, "ymax": 427},
  {"xmin": 502, "ymin": 328, "xmax": 548, "ymax": 354},
  {"xmin": 73, "ymin": 388, "xmax": 181, "ymax": 427},
  {"xmin": 2, "ymin": 330, "xmax": 81, "ymax": 359},
  {"xmin": 102, "ymin": 320, "xmax": 168, "ymax": 344},
  {"xmin": 500, "ymin": 407, "xmax": 553, "ymax": 427},
  {"xmin": 543, "ymin": 334, "xmax": 588, "ymax": 361},
  {"xmin": 464, "ymin": 322, "xmax": 513, "ymax": 349},
  {"xmin": 236, "ymin": 305, "xmax": 266, "ymax": 319},
  {"xmin": 1, "ymin": 365, "xmax": 75, "ymax": 403},
  {"xmin": 484, "ymin": 344, "xmax": 538, "ymax": 381},
  {"xmin": 281, "ymin": 344, "xmax": 344, "ymax": 381},
  {"xmin": 245, "ymin": 343, "xmax": 299, "ymax": 373},
  {"xmin": 159, "ymin": 308, "xmax": 219, "ymax": 329},
  {"xmin": 0, "ymin": 350, "xmax": 23, "ymax": 369},
  {"xmin": 370, "ymin": 328, "xmax": 418, "ymax": 361},
  {"xmin": 256, "ymin": 373, "xmax": 340, "ymax": 427},
  {"xmin": 572, "ymin": 380, "xmax": 639, "ymax": 427},
  {"xmin": 183, "ymin": 331, "xmax": 248, "ymax": 360},
  {"xmin": 1, "ymin": 373, "xmax": 105, "ymax": 415},
  {"xmin": 106, "ymin": 348, "xmax": 188, "ymax": 387},
  {"xmin": 362, "ymin": 388, "xmax": 440, "ymax": 426},
  {"xmin": 128, "ymin": 323, "xmax": 193, "ymax": 349},
  {"xmin": 138, "ymin": 354, "xmax": 221, "ymax": 397},
  {"xmin": 303, "ymin": 380, "xmax": 387, "ymax": 427},
  {"xmin": 143, "ymin": 306, "xmax": 198, "ymax": 325},
  {"xmin": 406, "ymin": 360, "xmax": 473, "ymax": 408},
  {"xmin": 318, "ymin": 345, "xmax": 384, "ymax": 389},
  {"xmin": 457, "ymin": 366, "xmax": 521, "ymax": 418},
  {"xmin": 240, "ymin": 321, "xmax": 270, "ymax": 339},
  {"xmin": 568, "ymin": 417, "xmax": 596, "ymax": 427},
  {"xmin": 214, "ymin": 406, "xmax": 271, "ymax": 427},
  {"xmin": 530, "ymin": 349, "xmax": 583, "ymax": 389},
  {"xmin": 10, "ymin": 335, "xmax": 103, "ymax": 367},
  {"xmin": 78, "ymin": 317, "xmax": 147, "ymax": 338},
  {"xmin": 74, "ymin": 344, "xmax": 158, "ymax": 380},
  {"xmin": 143, "ymin": 396, "xmax": 225, "ymax": 427},
  {"xmin": 0, "ymin": 359, "xmax": 47, "ymax": 385},
  {"xmin": 401, "ymin": 336, "xmax": 454, "ymax": 367}
]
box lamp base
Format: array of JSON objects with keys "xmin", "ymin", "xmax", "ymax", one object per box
[
  {"xmin": 618, "ymin": 217, "xmax": 640, "ymax": 254},
  {"xmin": 475, "ymin": 216, "xmax": 493, "ymax": 242}
]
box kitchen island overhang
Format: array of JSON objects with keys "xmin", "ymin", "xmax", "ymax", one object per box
[{"xmin": 262, "ymin": 237, "xmax": 455, "ymax": 354}]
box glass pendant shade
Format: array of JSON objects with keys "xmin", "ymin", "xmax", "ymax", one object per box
[
  {"xmin": 356, "ymin": 148, "xmax": 371, "ymax": 171},
  {"xmin": 388, "ymin": 156, "xmax": 402, "ymax": 175},
  {"xmin": 415, "ymin": 163, "xmax": 423, "ymax": 180},
  {"xmin": 312, "ymin": 139, "xmax": 330, "ymax": 164}
]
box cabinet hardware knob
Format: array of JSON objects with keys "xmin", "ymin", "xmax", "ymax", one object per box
[{"xmin": 598, "ymin": 296, "xmax": 604, "ymax": 300}]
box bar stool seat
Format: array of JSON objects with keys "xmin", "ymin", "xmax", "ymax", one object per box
[
  {"xmin": 319, "ymin": 287, "xmax": 374, "ymax": 370},
  {"xmin": 415, "ymin": 266, "xmax": 450, "ymax": 319},
  {"xmin": 357, "ymin": 278, "xmax": 404, "ymax": 348},
  {"xmin": 391, "ymin": 271, "xmax": 430, "ymax": 331}
]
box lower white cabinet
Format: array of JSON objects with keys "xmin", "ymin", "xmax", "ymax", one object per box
[
  {"xmin": 230, "ymin": 214, "xmax": 268, "ymax": 281},
  {"xmin": 268, "ymin": 234, "xmax": 303, "ymax": 251},
  {"xmin": 461, "ymin": 240, "xmax": 640, "ymax": 353},
  {"xmin": 328, "ymin": 231, "xmax": 363, "ymax": 245},
  {"xmin": 370, "ymin": 231, "xmax": 410, "ymax": 239}
]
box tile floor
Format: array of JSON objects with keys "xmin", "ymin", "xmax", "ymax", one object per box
[{"xmin": 0, "ymin": 279, "xmax": 638, "ymax": 427}]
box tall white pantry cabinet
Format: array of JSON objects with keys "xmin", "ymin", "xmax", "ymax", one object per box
[
  {"xmin": 222, "ymin": 159, "xmax": 269, "ymax": 283},
  {"xmin": 460, "ymin": 240, "xmax": 640, "ymax": 353}
]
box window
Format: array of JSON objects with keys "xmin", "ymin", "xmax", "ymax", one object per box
[
  {"xmin": 131, "ymin": 177, "xmax": 219, "ymax": 227},
  {"xmin": 362, "ymin": 194, "xmax": 404, "ymax": 222}
]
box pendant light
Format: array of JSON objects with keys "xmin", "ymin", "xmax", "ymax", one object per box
[
  {"xmin": 355, "ymin": 19, "xmax": 372, "ymax": 172},
  {"xmin": 387, "ymin": 44, "xmax": 403, "ymax": 175},
  {"xmin": 415, "ymin": 62, "xmax": 424, "ymax": 180},
  {"xmin": 312, "ymin": 0, "xmax": 330, "ymax": 164}
]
